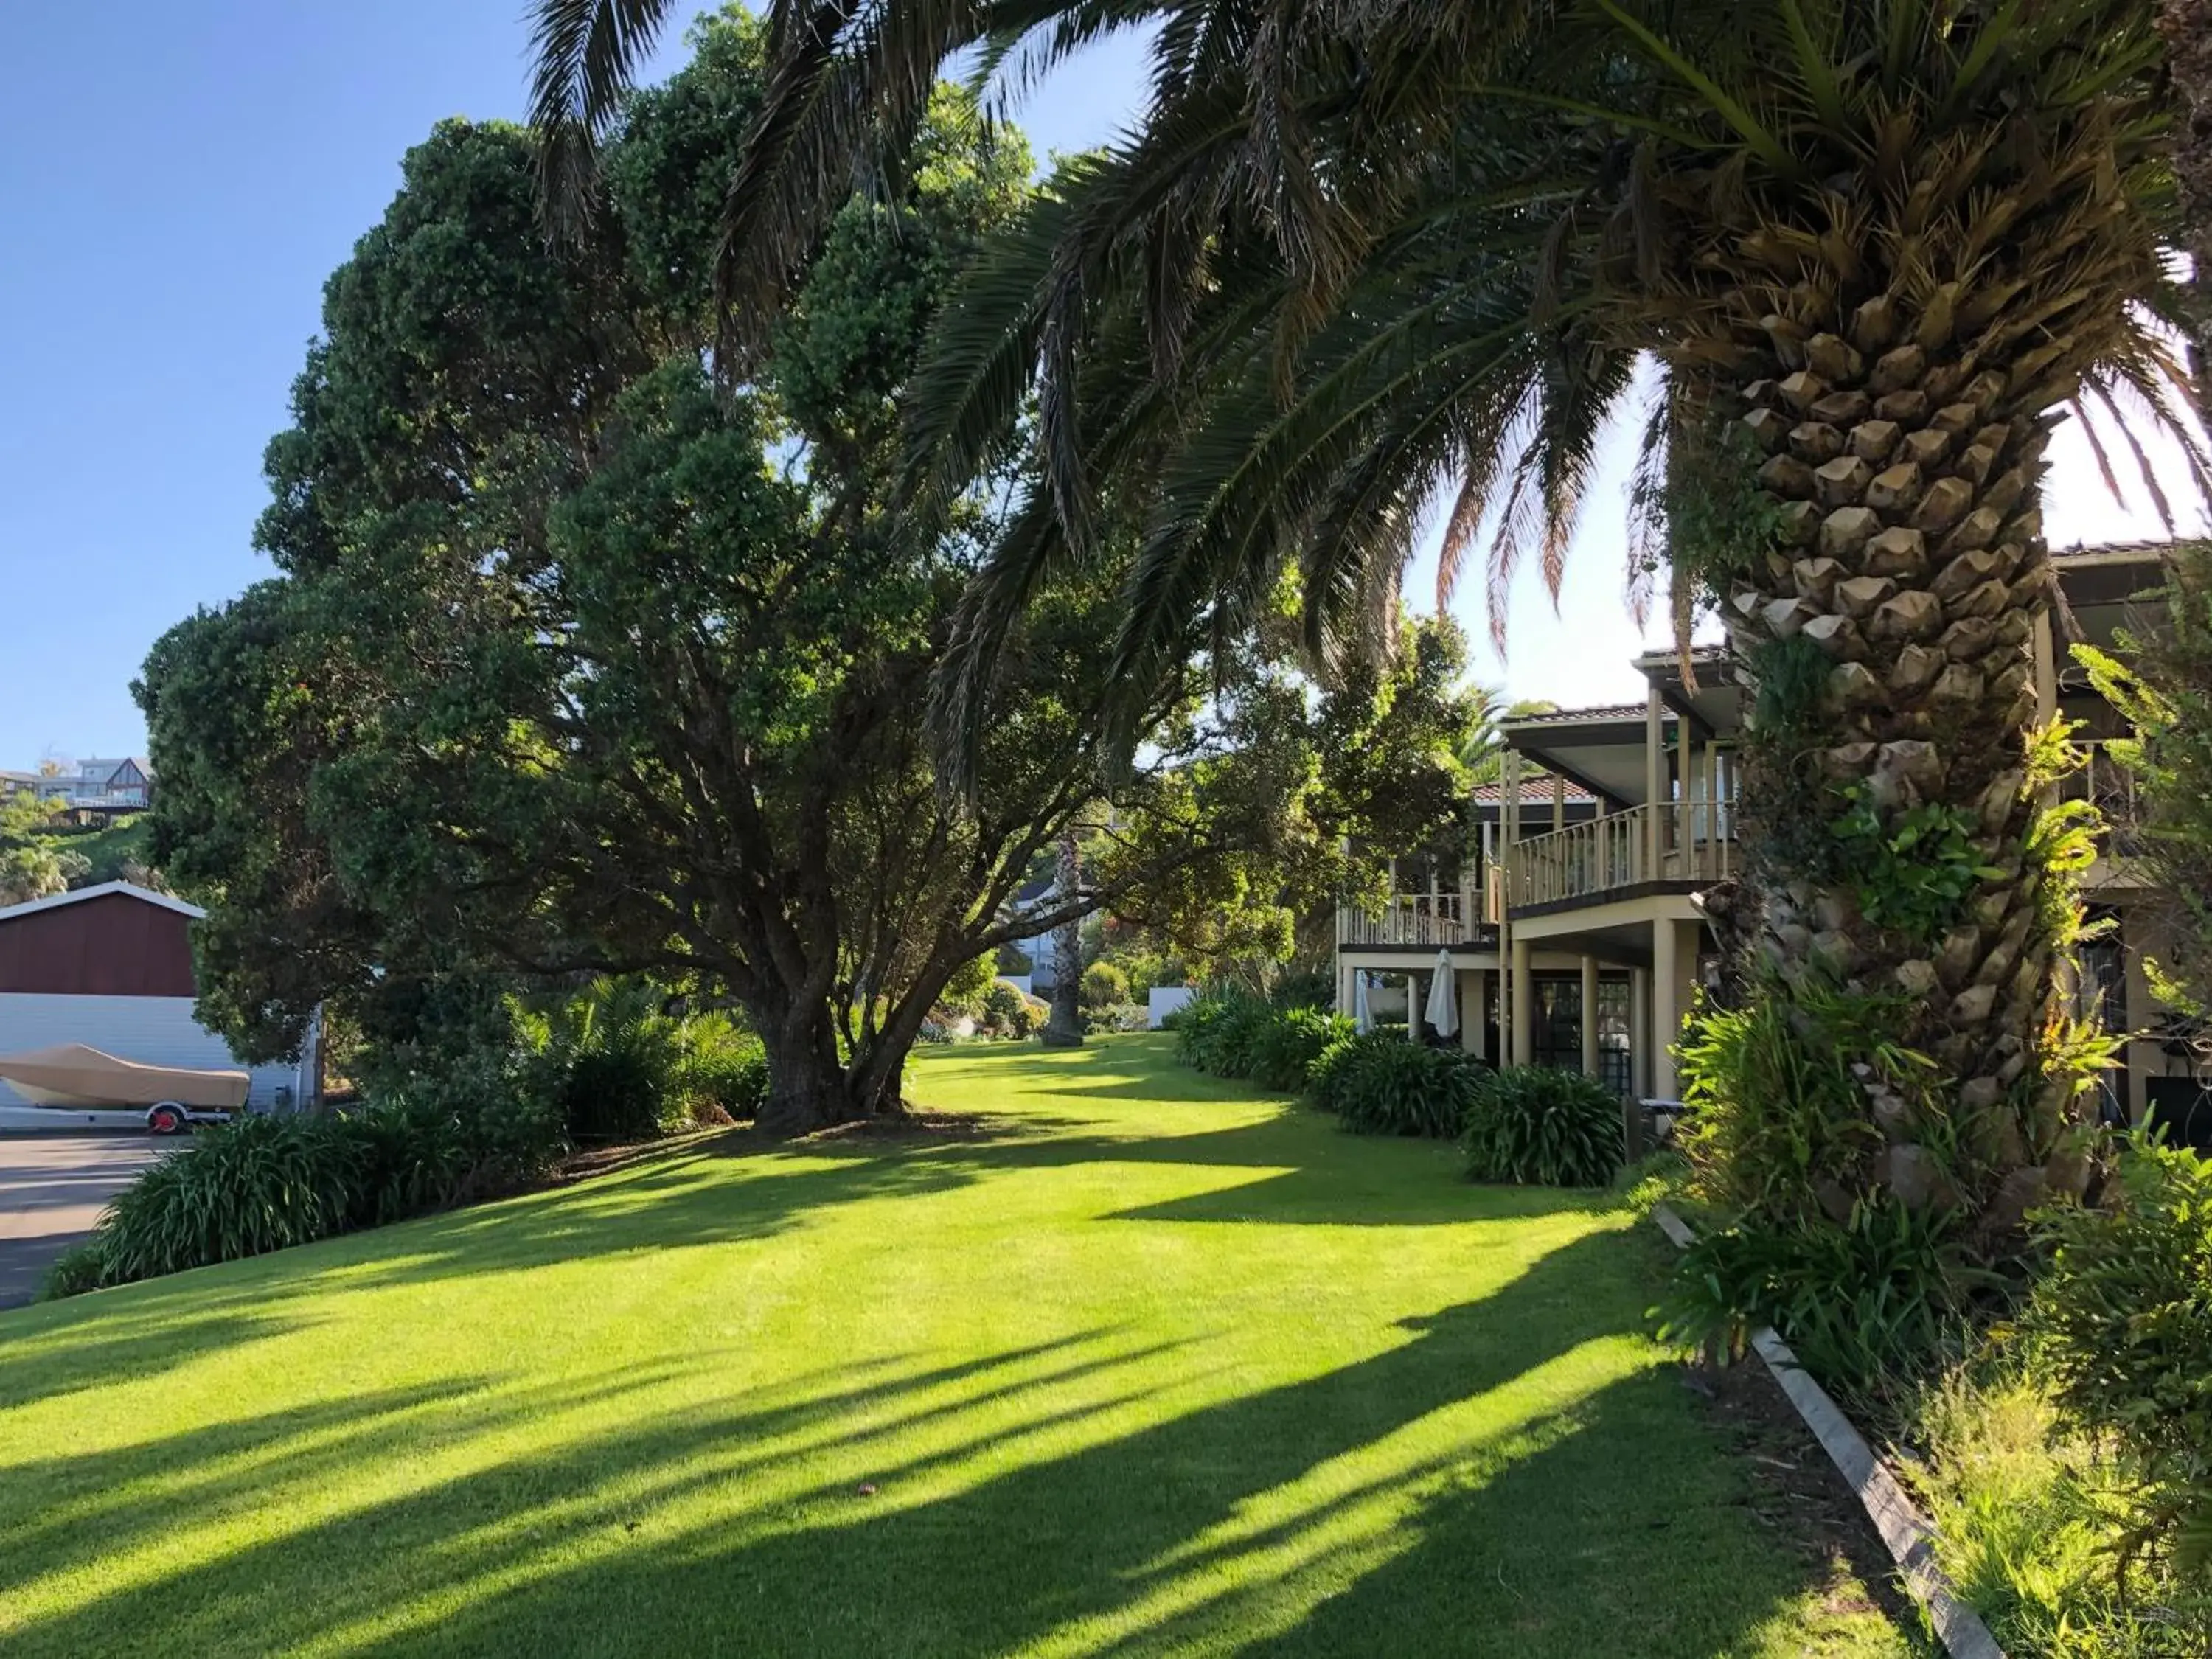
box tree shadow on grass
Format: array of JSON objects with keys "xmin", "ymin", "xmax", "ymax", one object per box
[
  {"xmin": 1, "ymin": 1040, "xmax": 1605, "ymax": 1358},
  {"xmin": 0, "ymin": 1287, "xmax": 320, "ymax": 1408},
  {"xmin": 0, "ymin": 1335, "xmax": 1167, "ymax": 1605},
  {"xmin": 4, "ymin": 1231, "xmax": 1905, "ymax": 1659},
  {"xmin": 298, "ymin": 1079, "xmax": 1544, "ymax": 1293}
]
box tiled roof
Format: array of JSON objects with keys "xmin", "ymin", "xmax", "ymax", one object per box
[
  {"xmin": 1471, "ymin": 774, "xmax": 1598, "ymax": 804},
  {"xmin": 2053, "ymin": 540, "xmax": 2185, "ymax": 563},
  {"xmin": 1499, "ymin": 702, "xmax": 1650, "ymax": 728}
]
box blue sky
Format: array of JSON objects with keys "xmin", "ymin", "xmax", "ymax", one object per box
[{"xmin": 0, "ymin": 6, "xmax": 2196, "ymax": 768}]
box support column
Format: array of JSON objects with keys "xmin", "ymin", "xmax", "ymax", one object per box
[
  {"xmin": 1336, "ymin": 958, "xmax": 1354, "ymax": 1019},
  {"xmin": 1630, "ymin": 967, "xmax": 1652, "ymax": 1099},
  {"xmin": 1407, "ymin": 973, "xmax": 1423, "ymax": 1043},
  {"xmin": 2033, "ymin": 610, "xmax": 2058, "ymax": 723},
  {"xmin": 1509, "ymin": 936, "xmax": 1533, "ymax": 1065},
  {"xmin": 1644, "ymin": 686, "xmax": 1664, "ymax": 879},
  {"xmin": 1652, "ymin": 919, "xmax": 1680, "ymax": 1101},
  {"xmin": 1457, "ymin": 969, "xmax": 1481, "ymax": 1056},
  {"xmin": 1579, "ymin": 954, "xmax": 1599, "ymax": 1078},
  {"xmin": 1703, "ymin": 737, "xmax": 1720, "ymax": 873}
]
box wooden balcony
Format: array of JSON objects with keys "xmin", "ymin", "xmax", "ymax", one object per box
[
  {"xmin": 1506, "ymin": 803, "xmax": 1736, "ymax": 912},
  {"xmin": 1337, "ymin": 890, "xmax": 1497, "ymax": 948}
]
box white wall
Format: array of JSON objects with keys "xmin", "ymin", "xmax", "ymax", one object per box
[
  {"xmin": 1147, "ymin": 986, "xmax": 1195, "ymax": 1029},
  {"xmin": 0, "ymin": 995, "xmax": 306, "ymax": 1110}
]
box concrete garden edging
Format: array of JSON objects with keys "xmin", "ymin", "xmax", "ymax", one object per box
[{"xmin": 1652, "ymin": 1202, "xmax": 2005, "ymax": 1659}]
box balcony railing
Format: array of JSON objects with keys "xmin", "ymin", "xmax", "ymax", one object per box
[
  {"xmin": 1507, "ymin": 803, "xmax": 1736, "ymax": 911},
  {"xmin": 1338, "ymin": 891, "xmax": 1493, "ymax": 947}
]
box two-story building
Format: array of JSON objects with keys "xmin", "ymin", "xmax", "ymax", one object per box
[
  {"xmin": 1336, "ymin": 542, "xmax": 2190, "ymax": 1127},
  {"xmin": 35, "ymin": 757, "xmax": 153, "ymax": 815}
]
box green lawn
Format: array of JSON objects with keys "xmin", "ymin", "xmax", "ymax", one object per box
[{"xmin": 0, "ymin": 1036, "xmax": 1916, "ymax": 1657}]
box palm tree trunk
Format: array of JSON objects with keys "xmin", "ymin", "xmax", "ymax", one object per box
[
  {"xmin": 1714, "ymin": 310, "xmax": 2090, "ymax": 1248},
  {"xmin": 1040, "ymin": 829, "xmax": 1085, "ymax": 1048},
  {"xmin": 2163, "ymin": 0, "xmax": 2212, "ymax": 369}
]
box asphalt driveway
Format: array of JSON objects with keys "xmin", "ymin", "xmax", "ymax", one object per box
[{"xmin": 0, "ymin": 1135, "xmax": 166, "ymax": 1309}]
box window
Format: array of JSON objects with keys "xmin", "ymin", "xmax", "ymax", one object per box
[
  {"xmin": 1595, "ymin": 977, "xmax": 1633, "ymax": 1098},
  {"xmin": 2079, "ymin": 912, "xmax": 2127, "ymax": 1127}
]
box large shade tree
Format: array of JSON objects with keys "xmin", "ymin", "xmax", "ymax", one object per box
[
  {"xmin": 535, "ymin": 1, "xmax": 2208, "ymax": 1248},
  {"xmin": 147, "ymin": 10, "xmax": 1466, "ymax": 1134}
]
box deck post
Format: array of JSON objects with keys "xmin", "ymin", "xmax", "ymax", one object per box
[
  {"xmin": 1509, "ymin": 935, "xmax": 1533, "ymax": 1065},
  {"xmin": 1703, "ymin": 738, "xmax": 1720, "ymax": 873},
  {"xmin": 1579, "ymin": 954, "xmax": 1599, "ymax": 1079},
  {"xmin": 1644, "ymin": 687, "xmax": 1663, "ymax": 878},
  {"xmin": 1407, "ymin": 972, "xmax": 1423, "ymax": 1043},
  {"xmin": 2034, "ymin": 609, "xmax": 2058, "ymax": 723},
  {"xmin": 1652, "ymin": 918, "xmax": 1700, "ymax": 1101},
  {"xmin": 1630, "ymin": 967, "xmax": 1652, "ymax": 1099},
  {"xmin": 1652, "ymin": 918, "xmax": 1680, "ymax": 1100},
  {"xmin": 1500, "ymin": 751, "xmax": 1520, "ymax": 1052}
]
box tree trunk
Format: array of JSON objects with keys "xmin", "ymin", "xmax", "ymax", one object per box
[
  {"xmin": 1711, "ymin": 311, "xmax": 2091, "ymax": 1249},
  {"xmin": 2161, "ymin": 0, "xmax": 2212, "ymax": 378},
  {"xmin": 756, "ymin": 1006, "xmax": 869, "ymax": 1137},
  {"xmin": 1040, "ymin": 828, "xmax": 1085, "ymax": 1048}
]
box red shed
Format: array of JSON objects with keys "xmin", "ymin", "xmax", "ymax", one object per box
[{"xmin": 0, "ymin": 883, "xmax": 314, "ymax": 1113}]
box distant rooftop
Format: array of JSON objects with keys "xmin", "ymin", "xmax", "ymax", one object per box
[
  {"xmin": 1472, "ymin": 774, "xmax": 1596, "ymax": 805},
  {"xmin": 2053, "ymin": 539, "xmax": 2187, "ymax": 564},
  {"xmin": 1499, "ymin": 702, "xmax": 1653, "ymax": 730}
]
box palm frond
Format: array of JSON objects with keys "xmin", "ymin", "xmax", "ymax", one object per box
[{"xmin": 529, "ymin": 0, "xmax": 685, "ymax": 237}]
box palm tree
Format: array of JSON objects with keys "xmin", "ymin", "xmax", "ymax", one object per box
[
  {"xmin": 2162, "ymin": 0, "xmax": 2212, "ymax": 364},
  {"xmin": 533, "ymin": 1, "xmax": 2207, "ymax": 1250},
  {"xmin": 1040, "ymin": 826, "xmax": 1086, "ymax": 1047}
]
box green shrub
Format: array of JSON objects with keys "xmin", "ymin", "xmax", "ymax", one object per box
[
  {"xmin": 46, "ymin": 1054, "xmax": 571, "ymax": 1299},
  {"xmin": 1657, "ymin": 1198, "xmax": 1969, "ymax": 1413},
  {"xmin": 553, "ymin": 1050, "xmax": 667, "ymax": 1144},
  {"xmin": 1268, "ymin": 969, "xmax": 1335, "ymax": 1011},
  {"xmin": 937, "ymin": 952, "xmax": 997, "ymax": 1020},
  {"xmin": 1185, "ymin": 995, "xmax": 1280, "ymax": 1077},
  {"xmin": 1083, "ymin": 1001, "xmax": 1150, "ymax": 1035},
  {"xmin": 1246, "ymin": 1007, "xmax": 1354, "ymax": 1093},
  {"xmin": 1175, "ymin": 995, "xmax": 1441, "ymax": 1116},
  {"xmin": 39, "ymin": 1241, "xmax": 111, "ymax": 1301},
  {"xmin": 1463, "ymin": 1067, "xmax": 1621, "ymax": 1186},
  {"xmin": 2028, "ymin": 1141, "xmax": 2212, "ymax": 1588},
  {"xmin": 528, "ymin": 978, "xmax": 680, "ymax": 1144},
  {"xmin": 1113, "ymin": 948, "xmax": 1186, "ymax": 1001},
  {"xmin": 1079, "ymin": 961, "xmax": 1130, "ymax": 1009},
  {"xmin": 980, "ymin": 980, "xmax": 1028, "ymax": 1036},
  {"xmin": 371, "ymin": 1052, "xmax": 568, "ymax": 1196},
  {"xmin": 1677, "ymin": 984, "xmax": 1924, "ymax": 1225},
  {"xmin": 90, "ymin": 1113, "xmax": 364, "ymax": 1287},
  {"xmin": 1171, "ymin": 992, "xmax": 1233, "ymax": 1068},
  {"xmin": 671, "ymin": 1011, "xmax": 767, "ymax": 1121},
  {"xmin": 1908, "ymin": 1363, "xmax": 2210, "ymax": 1657},
  {"xmin": 1304, "ymin": 1032, "xmax": 1366, "ymax": 1113},
  {"xmin": 1329, "ymin": 1040, "xmax": 1482, "ymax": 1138},
  {"xmin": 339, "ymin": 1099, "xmax": 476, "ymax": 1226}
]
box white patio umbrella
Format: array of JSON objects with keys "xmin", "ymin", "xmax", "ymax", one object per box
[
  {"xmin": 1353, "ymin": 970, "xmax": 1373, "ymax": 1034},
  {"xmin": 1423, "ymin": 950, "xmax": 1459, "ymax": 1040}
]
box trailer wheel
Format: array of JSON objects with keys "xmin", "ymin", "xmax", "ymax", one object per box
[{"xmin": 147, "ymin": 1103, "xmax": 187, "ymax": 1135}]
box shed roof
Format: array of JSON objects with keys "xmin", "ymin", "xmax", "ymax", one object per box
[{"xmin": 0, "ymin": 881, "xmax": 203, "ymax": 927}]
